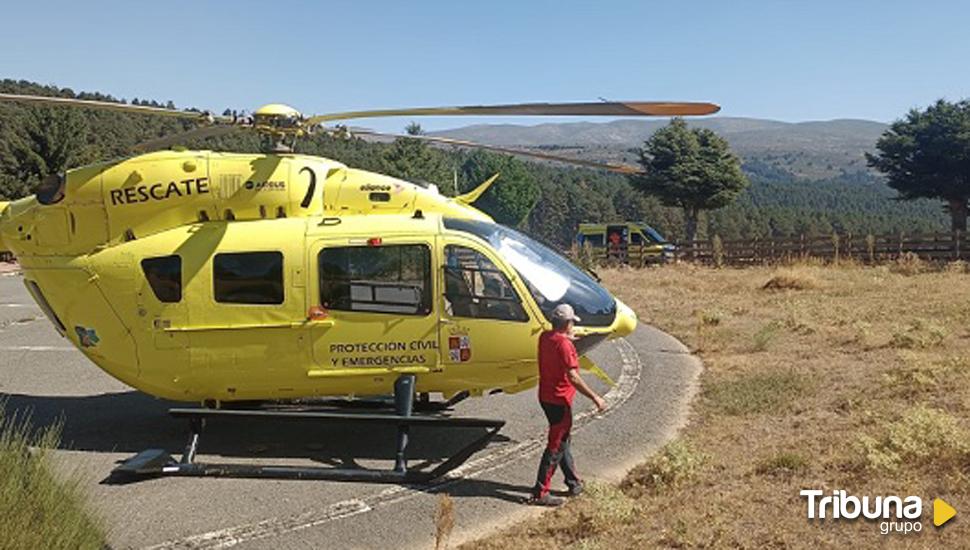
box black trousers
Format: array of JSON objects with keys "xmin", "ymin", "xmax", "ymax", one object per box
[{"xmin": 533, "ymin": 401, "xmax": 581, "ymax": 497}]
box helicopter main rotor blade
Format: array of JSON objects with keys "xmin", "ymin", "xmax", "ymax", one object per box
[
  {"xmin": 0, "ymin": 92, "xmax": 227, "ymax": 122},
  {"xmin": 132, "ymin": 125, "xmax": 241, "ymax": 152},
  {"xmin": 306, "ymin": 101, "xmax": 719, "ymax": 125},
  {"xmin": 347, "ymin": 129, "xmax": 645, "ymax": 175}
]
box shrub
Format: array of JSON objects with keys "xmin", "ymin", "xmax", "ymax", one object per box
[
  {"xmin": 573, "ymin": 482, "xmax": 638, "ymax": 534},
  {"xmin": 889, "ymin": 319, "xmax": 947, "ymax": 349},
  {"xmin": 857, "ymin": 405, "xmax": 970, "ymax": 472},
  {"xmin": 751, "ymin": 322, "xmax": 781, "ymax": 352},
  {"xmin": 755, "ymin": 452, "xmax": 809, "ymax": 477},
  {"xmin": 624, "ymin": 440, "xmax": 705, "ymax": 496},
  {"xmin": 762, "ymin": 269, "xmax": 818, "ymax": 291}
]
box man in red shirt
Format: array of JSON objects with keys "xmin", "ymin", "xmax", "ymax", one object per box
[{"xmin": 528, "ymin": 303, "xmax": 608, "ymax": 506}]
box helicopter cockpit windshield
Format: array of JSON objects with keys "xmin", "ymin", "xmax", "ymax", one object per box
[{"xmin": 443, "ymin": 218, "xmax": 617, "ymax": 326}]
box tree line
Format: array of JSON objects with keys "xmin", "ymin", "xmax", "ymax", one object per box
[{"xmin": 0, "ymin": 79, "xmax": 956, "ymax": 248}]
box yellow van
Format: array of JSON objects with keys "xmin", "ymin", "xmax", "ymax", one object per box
[{"xmin": 576, "ymin": 222, "xmax": 675, "ymax": 264}]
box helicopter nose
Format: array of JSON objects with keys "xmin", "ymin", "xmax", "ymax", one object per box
[{"xmin": 612, "ymin": 298, "xmax": 638, "ymax": 337}]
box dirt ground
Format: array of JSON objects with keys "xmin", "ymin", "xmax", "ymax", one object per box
[{"xmin": 464, "ymin": 259, "xmax": 970, "ymax": 549}]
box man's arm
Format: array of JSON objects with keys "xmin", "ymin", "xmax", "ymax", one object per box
[{"xmin": 568, "ymin": 368, "xmax": 607, "ymax": 412}]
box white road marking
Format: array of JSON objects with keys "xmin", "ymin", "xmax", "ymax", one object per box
[
  {"xmin": 0, "ymin": 304, "xmax": 34, "ymax": 308},
  {"xmin": 0, "ymin": 345, "xmax": 75, "ymax": 352},
  {"xmin": 147, "ymin": 337, "xmax": 643, "ymax": 550}
]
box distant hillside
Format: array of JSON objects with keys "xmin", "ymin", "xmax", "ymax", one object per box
[{"xmin": 432, "ymin": 117, "xmax": 889, "ymax": 181}]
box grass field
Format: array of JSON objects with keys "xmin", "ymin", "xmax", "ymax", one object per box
[
  {"xmin": 0, "ymin": 406, "xmax": 105, "ymax": 549},
  {"xmin": 466, "ymin": 259, "xmax": 970, "ymax": 549}
]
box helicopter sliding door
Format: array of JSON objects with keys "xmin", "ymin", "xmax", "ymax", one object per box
[
  {"xmin": 436, "ymin": 235, "xmax": 542, "ymax": 391},
  {"xmin": 307, "ymin": 237, "xmax": 440, "ymax": 382}
]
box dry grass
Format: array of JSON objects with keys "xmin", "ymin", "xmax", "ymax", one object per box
[
  {"xmin": 465, "ymin": 262, "xmax": 970, "ymax": 548},
  {"xmin": 0, "ymin": 405, "xmax": 105, "ymax": 549},
  {"xmin": 436, "ymin": 493, "xmax": 456, "ymax": 550}
]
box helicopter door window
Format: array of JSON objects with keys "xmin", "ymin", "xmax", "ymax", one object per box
[
  {"xmin": 141, "ymin": 255, "xmax": 182, "ymax": 303},
  {"xmin": 213, "ymin": 251, "xmax": 284, "ymax": 305},
  {"xmin": 443, "ymin": 246, "xmax": 528, "ymax": 322},
  {"xmin": 319, "ymin": 244, "xmax": 432, "ymax": 316}
]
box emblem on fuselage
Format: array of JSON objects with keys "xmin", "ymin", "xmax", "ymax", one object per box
[{"xmin": 74, "ymin": 325, "xmax": 100, "ymax": 347}]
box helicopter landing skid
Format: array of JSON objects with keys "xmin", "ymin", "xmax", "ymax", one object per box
[{"xmin": 109, "ymin": 376, "xmax": 505, "ymax": 484}]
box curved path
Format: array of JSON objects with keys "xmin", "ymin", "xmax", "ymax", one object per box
[{"xmin": 0, "ymin": 274, "xmax": 701, "ymax": 549}]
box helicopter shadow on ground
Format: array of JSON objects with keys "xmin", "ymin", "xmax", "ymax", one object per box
[{"xmin": 0, "ymin": 391, "xmax": 510, "ymax": 471}]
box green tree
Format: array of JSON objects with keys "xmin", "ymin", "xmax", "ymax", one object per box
[
  {"xmin": 631, "ymin": 118, "xmax": 748, "ymax": 243},
  {"xmin": 866, "ymin": 99, "xmax": 970, "ymax": 232},
  {"xmin": 0, "ymin": 106, "xmax": 88, "ymax": 198},
  {"xmin": 460, "ymin": 150, "xmax": 539, "ymax": 228},
  {"xmin": 380, "ymin": 122, "xmax": 450, "ymax": 184}
]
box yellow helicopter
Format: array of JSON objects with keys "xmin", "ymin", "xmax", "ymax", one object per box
[{"xmin": 0, "ymin": 93, "xmax": 718, "ymax": 482}]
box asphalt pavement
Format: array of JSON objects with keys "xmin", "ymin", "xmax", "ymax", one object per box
[{"xmin": 0, "ymin": 272, "xmax": 701, "ymax": 550}]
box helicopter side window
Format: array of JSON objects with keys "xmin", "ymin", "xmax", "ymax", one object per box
[
  {"xmin": 319, "ymin": 244, "xmax": 431, "ymax": 316},
  {"xmin": 213, "ymin": 251, "xmax": 284, "ymax": 305},
  {"xmin": 141, "ymin": 255, "xmax": 182, "ymax": 303},
  {"xmin": 443, "ymin": 246, "xmax": 528, "ymax": 322}
]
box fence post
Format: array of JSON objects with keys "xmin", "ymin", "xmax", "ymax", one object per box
[{"xmin": 711, "ymin": 234, "xmax": 723, "ymax": 267}]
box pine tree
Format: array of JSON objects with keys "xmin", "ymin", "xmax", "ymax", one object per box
[
  {"xmin": 631, "ymin": 118, "xmax": 748, "ymax": 243},
  {"xmin": 867, "ymin": 99, "xmax": 970, "ymax": 232}
]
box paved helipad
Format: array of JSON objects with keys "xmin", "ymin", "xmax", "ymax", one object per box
[{"xmin": 0, "ymin": 272, "xmax": 701, "ymax": 550}]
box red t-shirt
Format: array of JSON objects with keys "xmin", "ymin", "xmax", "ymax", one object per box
[{"xmin": 538, "ymin": 330, "xmax": 580, "ymax": 405}]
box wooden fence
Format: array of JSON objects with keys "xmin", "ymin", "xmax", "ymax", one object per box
[{"xmin": 673, "ymin": 232, "xmax": 967, "ymax": 265}]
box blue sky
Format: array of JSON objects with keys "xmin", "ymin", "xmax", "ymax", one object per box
[{"xmin": 1, "ymin": 1, "xmax": 967, "ymax": 132}]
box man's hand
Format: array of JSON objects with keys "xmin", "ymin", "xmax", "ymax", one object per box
[
  {"xmin": 593, "ymin": 395, "xmax": 608, "ymax": 413},
  {"xmin": 569, "ymin": 368, "xmax": 608, "ymax": 412}
]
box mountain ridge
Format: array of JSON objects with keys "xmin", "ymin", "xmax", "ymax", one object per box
[{"xmin": 430, "ymin": 116, "xmax": 890, "ymax": 181}]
